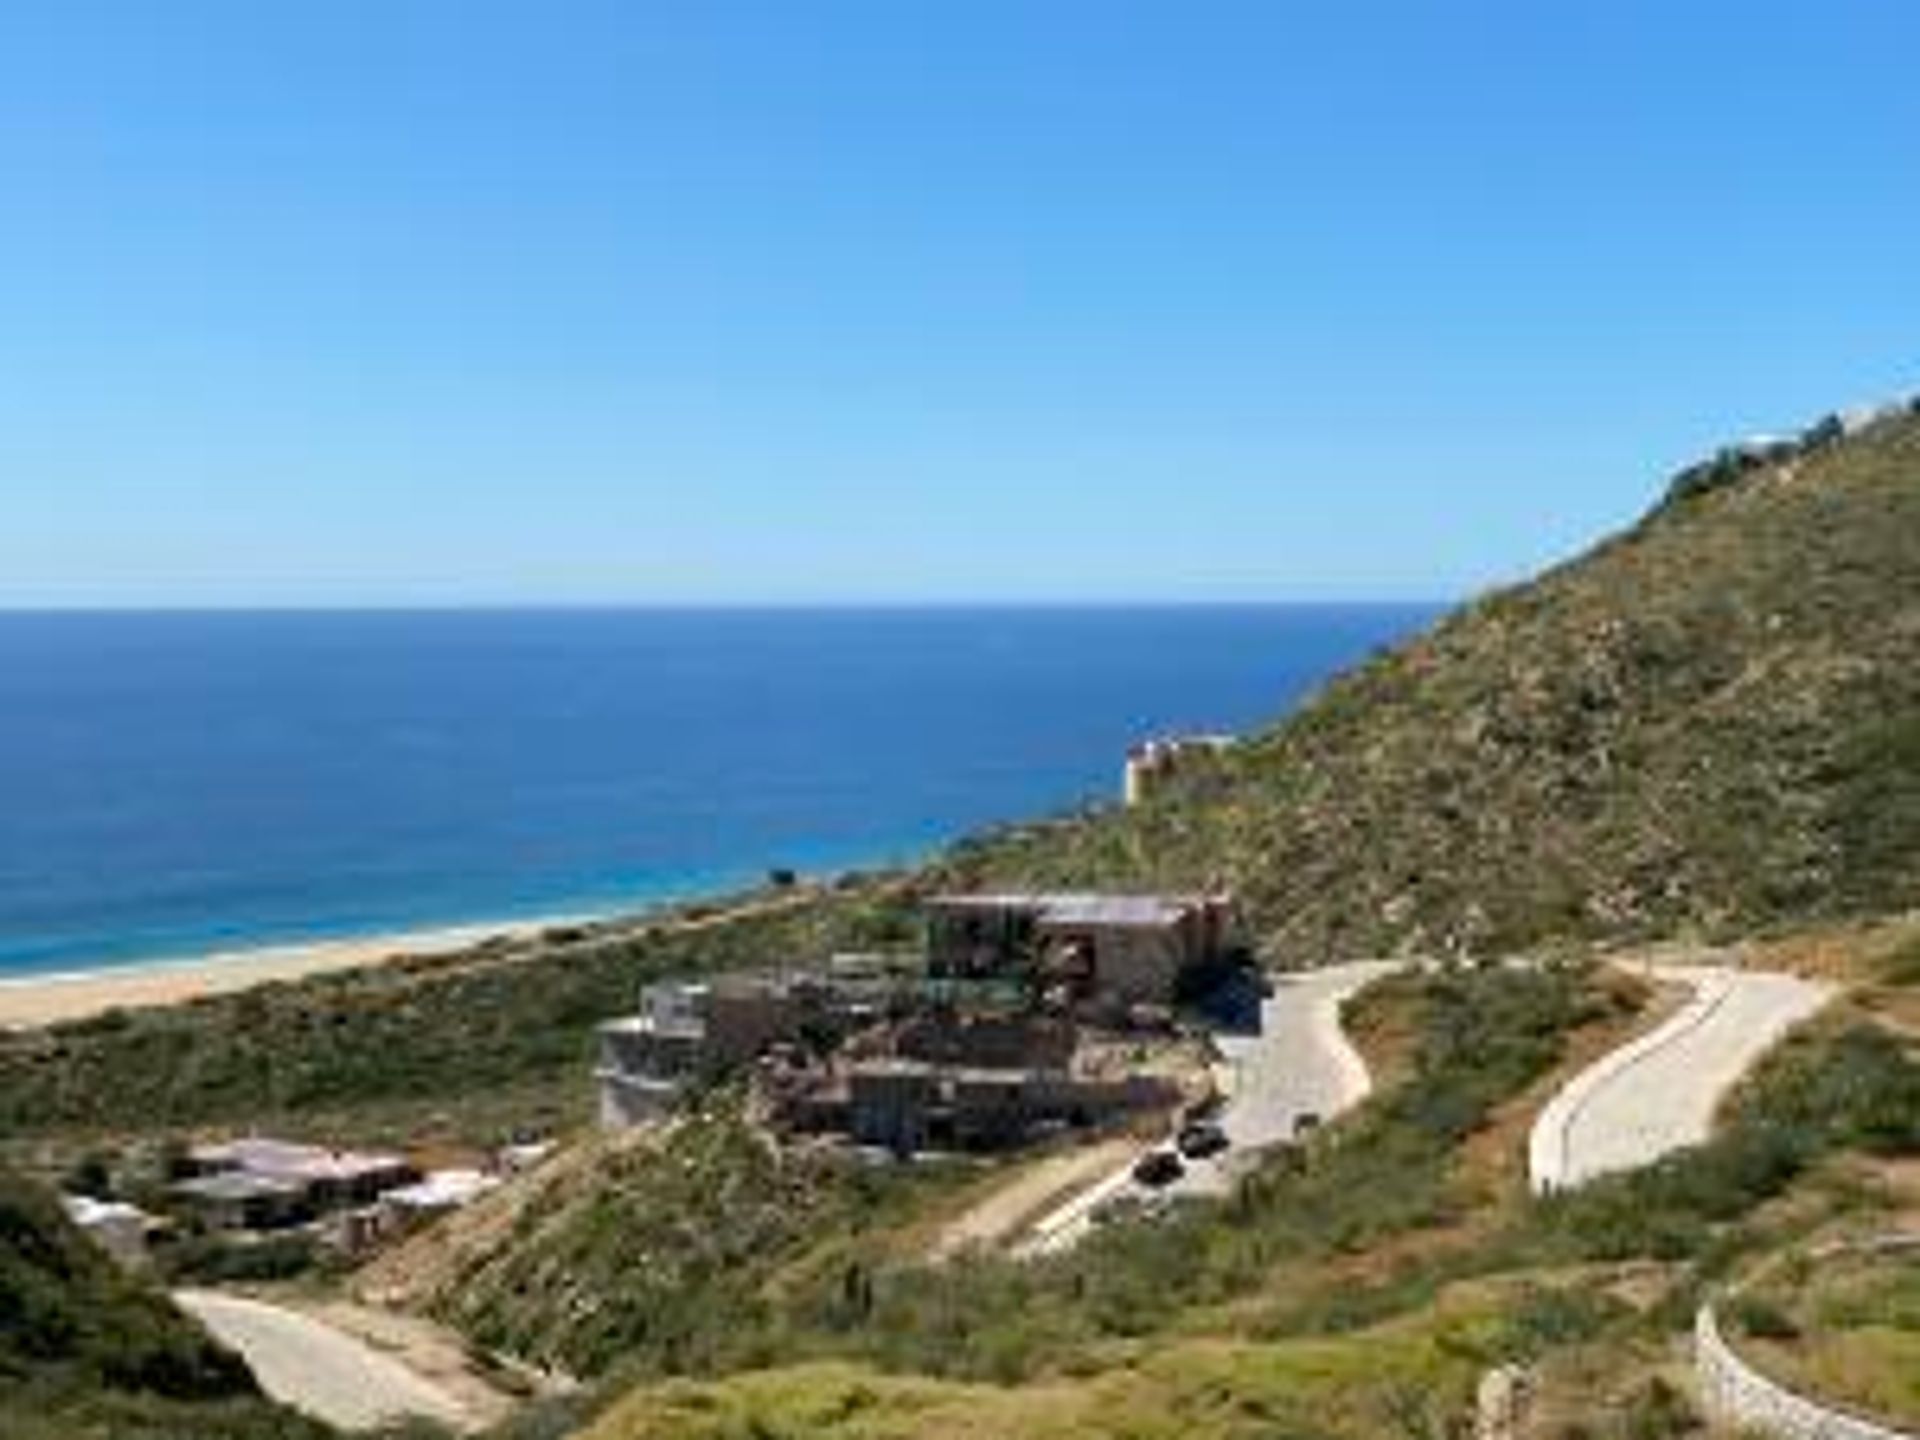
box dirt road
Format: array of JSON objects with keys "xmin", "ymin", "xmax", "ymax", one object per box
[{"xmin": 175, "ymin": 1289, "xmax": 475, "ymax": 1432}]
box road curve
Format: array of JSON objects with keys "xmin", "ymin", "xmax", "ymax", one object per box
[
  {"xmin": 1528, "ymin": 964, "xmax": 1834, "ymax": 1193},
  {"xmin": 1017, "ymin": 959, "xmax": 1399, "ymax": 1255},
  {"xmin": 175, "ymin": 1288, "xmax": 472, "ymax": 1432}
]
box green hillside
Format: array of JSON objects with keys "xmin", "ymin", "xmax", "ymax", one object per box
[
  {"xmin": 0, "ymin": 1169, "xmax": 327, "ymax": 1440},
  {"xmin": 2, "ymin": 403, "xmax": 1917, "ymax": 1153},
  {"xmin": 491, "ymin": 947, "xmax": 1920, "ymax": 1438},
  {"xmin": 946, "ymin": 403, "xmax": 1920, "ymax": 960},
  {"xmin": 4, "ymin": 403, "xmax": 1919, "ymax": 1438}
]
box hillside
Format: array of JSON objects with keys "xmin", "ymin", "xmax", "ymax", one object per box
[
  {"xmin": 357, "ymin": 1105, "xmax": 949, "ymax": 1380},
  {"xmin": 2, "ymin": 402, "xmax": 1917, "ymax": 1154},
  {"xmin": 945, "ymin": 402, "xmax": 1920, "ymax": 961},
  {"xmin": 3, "ymin": 402, "xmax": 1918, "ymax": 1439},
  {"xmin": 450, "ymin": 941, "xmax": 1920, "ymax": 1438},
  {"xmin": 0, "ymin": 1169, "xmax": 326, "ymax": 1440}
]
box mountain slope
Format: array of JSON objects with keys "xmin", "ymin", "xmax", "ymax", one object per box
[
  {"xmin": 948, "ymin": 403, "xmax": 1920, "ymax": 960},
  {"xmin": 2, "ymin": 403, "xmax": 1917, "ymax": 1151},
  {"xmin": 0, "ymin": 1169, "xmax": 327, "ymax": 1439}
]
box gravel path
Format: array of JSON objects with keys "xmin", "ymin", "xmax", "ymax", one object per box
[
  {"xmin": 176, "ymin": 1288, "xmax": 474, "ymax": 1432},
  {"xmin": 1016, "ymin": 960, "xmax": 1398, "ymax": 1255},
  {"xmin": 1528, "ymin": 963, "xmax": 1835, "ymax": 1193}
]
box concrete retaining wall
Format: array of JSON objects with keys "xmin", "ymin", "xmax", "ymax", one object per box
[{"xmin": 1695, "ymin": 1304, "xmax": 1914, "ymax": 1440}]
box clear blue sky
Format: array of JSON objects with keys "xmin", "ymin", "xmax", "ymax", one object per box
[{"xmin": 2, "ymin": 2, "xmax": 1916, "ymax": 606}]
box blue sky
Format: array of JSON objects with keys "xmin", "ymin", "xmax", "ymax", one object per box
[{"xmin": 1, "ymin": 2, "xmax": 1915, "ymax": 606}]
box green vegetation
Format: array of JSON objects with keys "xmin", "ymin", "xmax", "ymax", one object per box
[
  {"xmin": 1733, "ymin": 1246, "xmax": 1920, "ymax": 1423},
  {"xmin": 940, "ymin": 409, "xmax": 1920, "ymax": 962},
  {"xmin": 548, "ymin": 960, "xmax": 1919, "ymax": 1438},
  {"xmin": 0, "ymin": 887, "xmax": 885, "ymax": 1148},
  {"xmin": 6, "ymin": 409, "xmax": 1920, "ymax": 1435},
  {"xmin": 434, "ymin": 964, "xmax": 1609, "ymax": 1395},
  {"xmin": 411, "ymin": 1102, "xmax": 955, "ymax": 1379},
  {"xmin": 0, "ymin": 1168, "xmax": 327, "ymax": 1440},
  {"xmin": 575, "ymin": 1322, "xmax": 1501, "ymax": 1440},
  {"xmin": 1527, "ymin": 1020, "xmax": 1920, "ymax": 1265},
  {"xmin": 5, "ymin": 413, "xmax": 1920, "ymax": 1159}
]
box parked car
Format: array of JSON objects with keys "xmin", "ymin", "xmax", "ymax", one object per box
[
  {"xmin": 1131, "ymin": 1148, "xmax": 1185, "ymax": 1188},
  {"xmin": 1179, "ymin": 1094, "xmax": 1224, "ymax": 1126},
  {"xmin": 1176, "ymin": 1120, "xmax": 1230, "ymax": 1160}
]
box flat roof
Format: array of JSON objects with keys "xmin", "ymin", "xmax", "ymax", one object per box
[
  {"xmin": 193, "ymin": 1137, "xmax": 409, "ymax": 1184},
  {"xmin": 926, "ymin": 893, "xmax": 1213, "ymax": 928},
  {"xmin": 64, "ymin": 1196, "xmax": 155, "ymax": 1227},
  {"xmin": 173, "ymin": 1172, "xmax": 304, "ymax": 1203},
  {"xmin": 383, "ymin": 1169, "xmax": 498, "ymax": 1210}
]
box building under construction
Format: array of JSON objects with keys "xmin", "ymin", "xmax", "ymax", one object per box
[{"xmin": 595, "ymin": 892, "xmax": 1233, "ymax": 1149}]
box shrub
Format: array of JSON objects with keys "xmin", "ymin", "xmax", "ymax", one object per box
[{"xmin": 1724, "ymin": 1294, "xmax": 1799, "ymax": 1341}]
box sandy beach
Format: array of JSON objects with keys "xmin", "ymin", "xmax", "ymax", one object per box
[{"xmin": 0, "ymin": 917, "xmax": 582, "ymax": 1030}]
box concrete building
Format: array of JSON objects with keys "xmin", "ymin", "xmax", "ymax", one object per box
[
  {"xmin": 597, "ymin": 971, "xmax": 836, "ymax": 1129},
  {"xmin": 63, "ymin": 1196, "xmax": 158, "ymax": 1268},
  {"xmin": 925, "ymin": 892, "xmax": 1235, "ymax": 1014},
  {"xmin": 893, "ymin": 1011, "xmax": 1076, "ymax": 1070},
  {"xmin": 381, "ymin": 1168, "xmax": 499, "ymax": 1223},
  {"xmin": 185, "ymin": 1137, "xmax": 415, "ymax": 1211},
  {"xmin": 1124, "ymin": 735, "xmax": 1232, "ymax": 806},
  {"xmin": 596, "ymin": 981, "xmax": 712, "ymax": 1128},
  {"xmin": 847, "ymin": 1059, "xmax": 942, "ymax": 1153},
  {"xmin": 595, "ymin": 896, "xmax": 1226, "ymax": 1137},
  {"xmin": 171, "ymin": 1171, "xmax": 310, "ymax": 1231},
  {"xmin": 832, "ymin": 1057, "xmax": 1180, "ymax": 1157}
]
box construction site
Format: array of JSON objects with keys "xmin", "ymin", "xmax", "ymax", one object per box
[{"xmin": 595, "ymin": 891, "xmax": 1239, "ymax": 1156}]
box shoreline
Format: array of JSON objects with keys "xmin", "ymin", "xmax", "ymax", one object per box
[
  {"xmin": 0, "ymin": 907, "xmax": 622, "ymax": 1031},
  {"xmin": 0, "ymin": 854, "xmax": 906, "ymax": 1032},
  {"xmin": 0, "ymin": 839, "xmax": 930, "ymax": 1033}
]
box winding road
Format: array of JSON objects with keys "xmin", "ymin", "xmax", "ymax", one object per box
[
  {"xmin": 1528, "ymin": 962, "xmax": 1835, "ymax": 1193},
  {"xmin": 176, "ymin": 1289, "xmax": 474, "ymax": 1433},
  {"xmin": 1016, "ymin": 959, "xmax": 1398, "ymax": 1255}
]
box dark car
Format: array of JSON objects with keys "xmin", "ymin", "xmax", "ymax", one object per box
[
  {"xmin": 1176, "ymin": 1120, "xmax": 1230, "ymax": 1160},
  {"xmin": 1179, "ymin": 1094, "xmax": 1224, "ymax": 1127},
  {"xmin": 1131, "ymin": 1148, "xmax": 1185, "ymax": 1188}
]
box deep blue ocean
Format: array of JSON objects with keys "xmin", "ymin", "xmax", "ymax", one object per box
[{"xmin": 0, "ymin": 606, "xmax": 1434, "ymax": 977}]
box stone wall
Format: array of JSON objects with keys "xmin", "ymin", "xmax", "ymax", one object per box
[{"xmin": 1695, "ymin": 1304, "xmax": 1914, "ymax": 1440}]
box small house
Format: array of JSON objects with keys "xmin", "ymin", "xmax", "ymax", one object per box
[
  {"xmin": 63, "ymin": 1196, "xmax": 158, "ymax": 1268},
  {"xmin": 171, "ymin": 1172, "xmax": 309, "ymax": 1231},
  {"xmin": 925, "ymin": 892, "xmax": 1234, "ymax": 1013}
]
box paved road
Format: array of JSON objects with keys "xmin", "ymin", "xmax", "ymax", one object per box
[
  {"xmin": 1528, "ymin": 963, "xmax": 1835, "ymax": 1193},
  {"xmin": 1016, "ymin": 960, "xmax": 1399, "ymax": 1255},
  {"xmin": 176, "ymin": 1289, "xmax": 473, "ymax": 1432}
]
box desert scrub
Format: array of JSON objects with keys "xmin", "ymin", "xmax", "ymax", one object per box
[
  {"xmin": 1730, "ymin": 1243, "xmax": 1920, "ymax": 1424},
  {"xmin": 779, "ymin": 963, "xmax": 1603, "ymax": 1383},
  {"xmin": 420, "ymin": 1101, "xmax": 955, "ymax": 1380},
  {"xmin": 1526, "ymin": 1021, "xmax": 1920, "ymax": 1265}
]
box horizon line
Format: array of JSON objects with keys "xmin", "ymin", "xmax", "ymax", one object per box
[{"xmin": 0, "ymin": 596, "xmax": 1456, "ymax": 616}]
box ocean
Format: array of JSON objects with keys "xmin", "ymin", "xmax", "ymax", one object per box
[{"xmin": 0, "ymin": 606, "xmax": 1434, "ymax": 978}]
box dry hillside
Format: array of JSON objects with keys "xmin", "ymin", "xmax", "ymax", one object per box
[{"xmin": 950, "ymin": 403, "xmax": 1920, "ymax": 962}]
